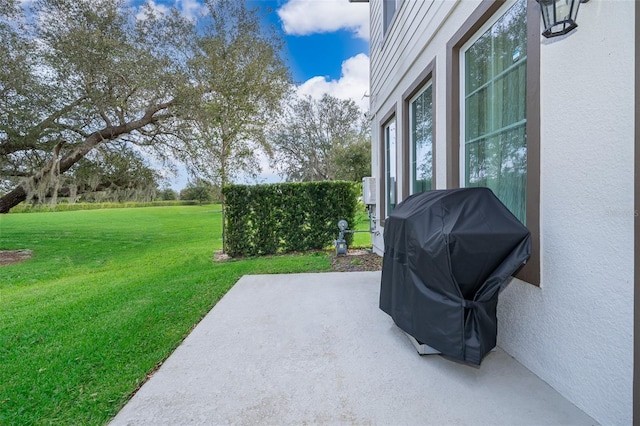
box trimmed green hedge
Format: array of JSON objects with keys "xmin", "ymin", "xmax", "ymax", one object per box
[{"xmin": 222, "ymin": 181, "xmax": 358, "ymax": 257}]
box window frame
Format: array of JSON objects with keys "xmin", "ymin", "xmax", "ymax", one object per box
[
  {"xmin": 379, "ymin": 105, "xmax": 397, "ymax": 226},
  {"xmin": 385, "ymin": 119, "xmax": 398, "ymax": 217},
  {"xmin": 446, "ymin": 0, "xmax": 540, "ymax": 285},
  {"xmin": 635, "ymin": 0, "xmax": 640, "ymax": 419},
  {"xmin": 402, "ymin": 59, "xmax": 436, "ymax": 200}
]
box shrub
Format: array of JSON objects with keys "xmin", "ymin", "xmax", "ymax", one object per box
[
  {"xmin": 179, "ymin": 179, "xmax": 224, "ymax": 204},
  {"xmin": 9, "ymin": 200, "xmax": 199, "ymax": 213},
  {"xmin": 222, "ymin": 181, "xmax": 358, "ymax": 257},
  {"xmin": 160, "ymin": 188, "xmax": 178, "ymax": 200}
]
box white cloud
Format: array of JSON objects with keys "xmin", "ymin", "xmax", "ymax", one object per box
[
  {"xmin": 277, "ymin": 0, "xmax": 369, "ymax": 40},
  {"xmin": 135, "ymin": 0, "xmax": 170, "ymax": 21},
  {"xmin": 135, "ymin": 0, "xmax": 207, "ymax": 22},
  {"xmin": 297, "ymin": 53, "xmax": 370, "ymax": 111},
  {"xmin": 174, "ymin": 0, "xmax": 207, "ymax": 21}
]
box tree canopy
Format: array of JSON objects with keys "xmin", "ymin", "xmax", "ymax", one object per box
[
  {"xmin": 183, "ymin": 4, "xmax": 291, "ymax": 190},
  {"xmin": 0, "ymin": 0, "xmax": 290, "ymax": 212},
  {"xmin": 269, "ymin": 94, "xmax": 370, "ymax": 182}
]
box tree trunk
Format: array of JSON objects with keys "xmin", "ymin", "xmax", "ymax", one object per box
[{"xmin": 0, "ymin": 185, "xmax": 27, "ymax": 213}]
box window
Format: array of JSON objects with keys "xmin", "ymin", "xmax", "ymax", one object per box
[
  {"xmin": 409, "ymin": 82, "xmax": 434, "ymax": 194},
  {"xmin": 384, "ymin": 118, "xmax": 397, "ymax": 216},
  {"xmin": 383, "ymin": 0, "xmax": 400, "ymax": 35},
  {"xmin": 402, "ymin": 60, "xmax": 436, "ymax": 200},
  {"xmin": 446, "ymin": 0, "xmax": 540, "ymax": 285},
  {"xmin": 379, "ymin": 106, "xmax": 397, "ymax": 224},
  {"xmin": 460, "ymin": 0, "xmax": 527, "ymax": 223}
]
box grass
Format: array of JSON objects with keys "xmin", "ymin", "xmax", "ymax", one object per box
[
  {"xmin": 350, "ymin": 208, "xmax": 374, "ymax": 247},
  {"xmin": 0, "ymin": 204, "xmax": 363, "ymax": 425}
]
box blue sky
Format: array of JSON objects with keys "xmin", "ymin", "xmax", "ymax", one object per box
[
  {"xmin": 247, "ymin": 0, "xmax": 369, "ymax": 85},
  {"xmin": 280, "ymin": 29, "xmax": 369, "ymax": 85}
]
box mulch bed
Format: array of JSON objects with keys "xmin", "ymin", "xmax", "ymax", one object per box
[
  {"xmin": 214, "ymin": 249, "xmax": 382, "ymax": 272},
  {"xmin": 329, "ymin": 249, "xmax": 382, "ymax": 272},
  {"xmin": 0, "ymin": 250, "xmax": 33, "ymax": 266}
]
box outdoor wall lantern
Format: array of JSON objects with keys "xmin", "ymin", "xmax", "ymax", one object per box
[{"xmin": 536, "ymin": 0, "xmax": 589, "ymax": 38}]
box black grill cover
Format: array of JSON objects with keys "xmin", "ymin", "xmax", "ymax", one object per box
[{"xmin": 379, "ymin": 188, "xmax": 531, "ymax": 365}]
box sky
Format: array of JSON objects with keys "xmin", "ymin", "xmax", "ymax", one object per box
[
  {"xmin": 247, "ymin": 0, "xmax": 371, "ymax": 186},
  {"xmin": 249, "ymin": 0, "xmax": 370, "ymax": 107},
  {"xmin": 131, "ymin": 0, "xmax": 371, "ymax": 189}
]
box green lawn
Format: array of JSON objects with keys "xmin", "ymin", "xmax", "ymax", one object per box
[
  {"xmin": 0, "ymin": 205, "xmax": 368, "ymax": 425},
  {"xmin": 351, "ymin": 208, "xmax": 375, "ymax": 247}
]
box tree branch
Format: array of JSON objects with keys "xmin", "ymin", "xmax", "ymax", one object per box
[
  {"xmin": 0, "ymin": 97, "xmax": 87, "ymax": 156},
  {"xmin": 0, "ymin": 99, "xmax": 176, "ymax": 213}
]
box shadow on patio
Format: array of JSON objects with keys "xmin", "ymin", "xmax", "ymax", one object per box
[{"xmin": 110, "ymin": 271, "xmax": 596, "ymax": 425}]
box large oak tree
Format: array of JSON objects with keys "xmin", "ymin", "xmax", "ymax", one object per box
[{"xmin": 0, "ymin": 0, "xmax": 290, "ymax": 212}]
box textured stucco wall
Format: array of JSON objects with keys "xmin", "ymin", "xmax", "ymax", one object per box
[{"xmin": 497, "ymin": 2, "xmax": 635, "ymax": 425}]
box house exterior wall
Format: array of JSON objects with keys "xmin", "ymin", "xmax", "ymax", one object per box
[{"xmin": 368, "ymin": 1, "xmax": 635, "ymax": 425}]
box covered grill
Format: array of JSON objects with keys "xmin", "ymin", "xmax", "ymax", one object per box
[{"xmin": 379, "ymin": 188, "xmax": 531, "ymax": 365}]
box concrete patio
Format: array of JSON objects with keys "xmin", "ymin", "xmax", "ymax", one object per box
[{"xmin": 110, "ymin": 271, "xmax": 597, "ymax": 425}]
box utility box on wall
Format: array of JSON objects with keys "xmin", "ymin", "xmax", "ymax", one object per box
[{"xmin": 362, "ymin": 177, "xmax": 376, "ymax": 205}]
